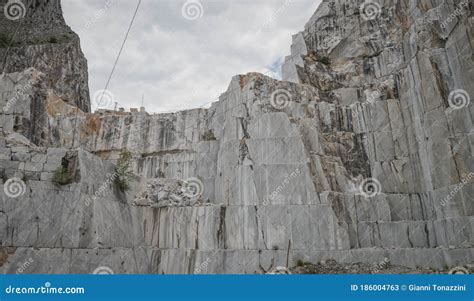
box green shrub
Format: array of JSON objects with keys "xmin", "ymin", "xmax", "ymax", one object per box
[
  {"xmin": 0, "ymin": 34, "xmax": 10, "ymax": 48},
  {"xmin": 52, "ymin": 166, "xmax": 73, "ymax": 186},
  {"xmin": 296, "ymin": 259, "xmax": 305, "ymax": 267},
  {"xmin": 318, "ymin": 56, "xmax": 331, "ymax": 65},
  {"xmin": 49, "ymin": 37, "xmax": 58, "ymax": 44},
  {"xmin": 202, "ymin": 130, "xmax": 216, "ymax": 141},
  {"xmin": 114, "ymin": 150, "xmax": 133, "ymax": 192},
  {"xmin": 114, "ymin": 176, "xmax": 130, "ymax": 192},
  {"xmin": 0, "ymin": 34, "xmax": 23, "ymax": 48}
]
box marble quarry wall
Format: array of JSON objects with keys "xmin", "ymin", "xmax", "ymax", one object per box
[{"xmin": 0, "ymin": 0, "xmax": 473, "ymax": 273}]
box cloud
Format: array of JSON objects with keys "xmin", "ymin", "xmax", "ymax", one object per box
[{"xmin": 62, "ymin": 0, "xmax": 321, "ymax": 113}]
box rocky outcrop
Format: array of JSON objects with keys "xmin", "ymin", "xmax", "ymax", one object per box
[
  {"xmin": 0, "ymin": 68, "xmax": 49, "ymax": 146},
  {"xmin": 0, "ymin": 0, "xmax": 90, "ymax": 112},
  {"xmin": 0, "ymin": 0, "xmax": 473, "ymax": 274},
  {"xmin": 133, "ymin": 178, "xmax": 211, "ymax": 207}
]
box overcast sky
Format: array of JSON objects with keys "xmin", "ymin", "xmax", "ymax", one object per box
[{"xmin": 62, "ymin": 0, "xmax": 321, "ymax": 113}]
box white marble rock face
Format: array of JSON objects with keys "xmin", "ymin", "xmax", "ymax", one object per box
[
  {"xmin": 0, "ymin": 0, "xmax": 90, "ymax": 112},
  {"xmin": 0, "ymin": 0, "xmax": 473, "ymax": 274}
]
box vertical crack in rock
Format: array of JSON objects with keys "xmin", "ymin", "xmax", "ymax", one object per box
[
  {"xmin": 423, "ymin": 223, "xmax": 431, "ymax": 247},
  {"xmin": 187, "ymin": 249, "xmax": 196, "ymax": 274},
  {"xmin": 238, "ymin": 139, "xmax": 252, "ymax": 167},
  {"xmin": 217, "ymin": 207, "xmax": 226, "ymax": 249},
  {"xmin": 329, "ymin": 195, "xmax": 345, "ymax": 227},
  {"xmin": 430, "ymin": 60, "xmax": 449, "ymax": 105},
  {"xmin": 194, "ymin": 217, "xmax": 199, "ymax": 250},
  {"xmin": 254, "ymin": 206, "xmax": 268, "ymax": 250},
  {"xmin": 339, "ymin": 133, "xmax": 371, "ymax": 179},
  {"xmin": 407, "ymin": 225, "xmax": 414, "ymax": 248}
]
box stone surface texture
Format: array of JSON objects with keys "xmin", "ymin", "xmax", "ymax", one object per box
[
  {"xmin": 0, "ymin": 0, "xmax": 90, "ymax": 112},
  {"xmin": 0, "ymin": 0, "xmax": 473, "ymax": 274}
]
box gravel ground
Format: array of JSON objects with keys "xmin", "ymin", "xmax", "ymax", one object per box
[{"xmin": 289, "ymin": 259, "xmax": 472, "ymax": 274}]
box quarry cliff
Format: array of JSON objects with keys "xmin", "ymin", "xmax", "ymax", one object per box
[{"xmin": 0, "ymin": 0, "xmax": 473, "ymax": 274}]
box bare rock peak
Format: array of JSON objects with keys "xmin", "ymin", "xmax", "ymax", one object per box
[{"xmin": 0, "ymin": 0, "xmax": 90, "ymax": 112}]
